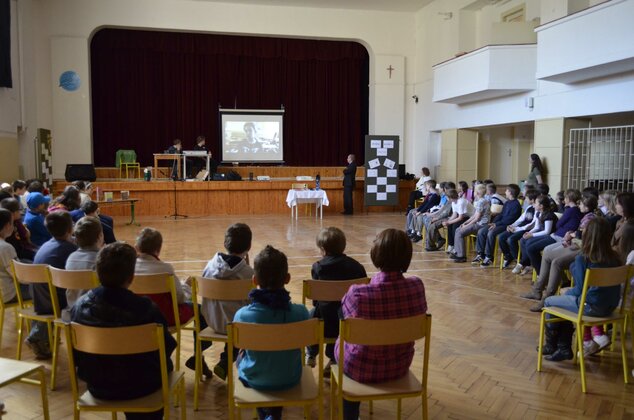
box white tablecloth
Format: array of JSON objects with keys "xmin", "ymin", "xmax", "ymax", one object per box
[{"xmin": 286, "ymin": 189, "xmax": 329, "ymax": 208}]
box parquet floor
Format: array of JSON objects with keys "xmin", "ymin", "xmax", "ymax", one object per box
[{"xmin": 1, "ymin": 212, "xmax": 633, "ymax": 419}]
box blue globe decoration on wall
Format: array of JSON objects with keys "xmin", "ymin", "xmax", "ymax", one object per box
[{"xmin": 59, "ymin": 71, "xmax": 81, "ymax": 91}]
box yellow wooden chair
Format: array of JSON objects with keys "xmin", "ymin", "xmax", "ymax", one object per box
[
  {"xmin": 129, "ymin": 273, "xmax": 185, "ymax": 369},
  {"xmin": 63, "ymin": 322, "xmax": 186, "ymax": 419},
  {"xmin": 0, "ymin": 357, "xmax": 50, "ymax": 420},
  {"xmin": 190, "ymin": 276, "xmax": 253, "ymax": 411},
  {"xmin": 537, "ymin": 266, "xmax": 630, "ymax": 393},
  {"xmin": 301, "ymin": 277, "xmax": 370, "ymax": 346},
  {"xmin": 11, "ymin": 261, "xmax": 63, "ymax": 390},
  {"xmin": 118, "ymin": 149, "xmax": 141, "ymax": 179},
  {"xmin": 227, "ymin": 318, "xmax": 324, "ymax": 420},
  {"xmin": 0, "ymin": 279, "xmax": 32, "ymax": 350},
  {"xmin": 331, "ymin": 313, "xmax": 432, "ymax": 420}
]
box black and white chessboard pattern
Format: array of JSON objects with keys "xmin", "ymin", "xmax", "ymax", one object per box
[{"xmin": 37, "ymin": 129, "xmax": 53, "ymax": 188}]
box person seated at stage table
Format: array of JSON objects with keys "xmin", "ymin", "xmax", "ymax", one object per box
[
  {"xmin": 167, "ymin": 138, "xmax": 183, "ymax": 179},
  {"xmin": 189, "ymin": 135, "xmax": 213, "ymax": 178}
]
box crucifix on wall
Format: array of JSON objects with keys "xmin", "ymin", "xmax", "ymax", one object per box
[{"xmin": 387, "ymin": 65, "xmax": 395, "ymax": 79}]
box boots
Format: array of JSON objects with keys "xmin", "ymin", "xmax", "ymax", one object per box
[
  {"xmin": 545, "ymin": 322, "xmax": 574, "ymax": 362},
  {"xmin": 538, "ymin": 326, "xmax": 558, "ymax": 356}
]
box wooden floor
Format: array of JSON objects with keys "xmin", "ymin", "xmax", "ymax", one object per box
[{"xmin": 1, "ymin": 212, "xmax": 632, "ymax": 419}]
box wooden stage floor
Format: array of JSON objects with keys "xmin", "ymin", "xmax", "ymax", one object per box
[{"xmin": 0, "ymin": 212, "xmax": 632, "ymax": 419}]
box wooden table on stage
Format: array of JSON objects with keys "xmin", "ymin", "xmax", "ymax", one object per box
[
  {"xmin": 153, "ymin": 154, "xmax": 182, "ymax": 179},
  {"xmin": 97, "ymin": 198, "xmax": 141, "ymax": 226}
]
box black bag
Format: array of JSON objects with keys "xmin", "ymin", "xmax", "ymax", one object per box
[{"xmin": 226, "ymin": 170, "xmax": 242, "ymax": 181}]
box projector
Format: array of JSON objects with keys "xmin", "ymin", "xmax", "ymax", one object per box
[{"xmin": 256, "ymin": 176, "xmax": 271, "ymax": 181}]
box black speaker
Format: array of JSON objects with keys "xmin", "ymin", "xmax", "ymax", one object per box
[
  {"xmin": 65, "ymin": 164, "xmax": 97, "ymax": 182},
  {"xmin": 398, "ymin": 164, "xmax": 406, "ymax": 178}
]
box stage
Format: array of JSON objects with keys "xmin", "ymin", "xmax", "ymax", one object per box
[{"xmin": 52, "ymin": 166, "xmax": 415, "ymax": 218}]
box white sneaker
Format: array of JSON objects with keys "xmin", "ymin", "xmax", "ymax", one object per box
[
  {"xmin": 583, "ymin": 340, "xmax": 600, "ymax": 357},
  {"xmin": 512, "ymin": 264, "xmax": 524, "ymax": 274},
  {"xmin": 305, "ymin": 354, "xmax": 316, "ymax": 368},
  {"xmin": 520, "ymin": 266, "xmax": 533, "ymax": 276},
  {"xmin": 446, "ymin": 245, "xmax": 454, "ymax": 254},
  {"xmin": 593, "ymin": 334, "xmax": 611, "ymax": 351}
]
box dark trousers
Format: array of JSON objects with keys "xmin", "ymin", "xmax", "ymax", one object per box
[
  {"xmin": 307, "ymin": 302, "xmax": 341, "ymax": 361},
  {"xmin": 476, "ymin": 225, "xmax": 506, "ymax": 258},
  {"xmin": 343, "ymin": 400, "xmax": 361, "ymax": 420},
  {"xmin": 407, "ymin": 190, "xmax": 423, "ymax": 211},
  {"xmin": 498, "ymin": 230, "xmax": 524, "ymax": 261},
  {"xmin": 446, "ymin": 218, "xmax": 467, "ymax": 247},
  {"xmin": 343, "ymin": 186, "xmax": 353, "ymax": 214},
  {"xmin": 125, "ymin": 410, "xmax": 163, "ymax": 420},
  {"xmin": 525, "ymin": 236, "xmax": 557, "ymax": 274}
]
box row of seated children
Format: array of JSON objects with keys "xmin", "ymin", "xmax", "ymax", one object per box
[
  {"xmin": 519, "ymin": 191, "xmax": 633, "ymax": 314},
  {"xmin": 538, "ymin": 217, "xmax": 634, "ymax": 362},
  {"xmin": 64, "ymin": 225, "xmax": 420, "ymax": 419}
]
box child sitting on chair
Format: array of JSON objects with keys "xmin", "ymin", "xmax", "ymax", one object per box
[
  {"xmin": 233, "ymin": 245, "xmax": 309, "ymax": 420},
  {"xmin": 201, "ymin": 223, "xmax": 254, "ymax": 380},
  {"xmin": 305, "ymin": 227, "xmax": 366, "ymax": 374},
  {"xmin": 335, "ymin": 229, "xmax": 427, "ymax": 420},
  {"xmin": 71, "ymin": 242, "xmax": 176, "ymax": 420}
]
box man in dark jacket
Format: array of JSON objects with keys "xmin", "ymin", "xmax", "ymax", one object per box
[
  {"xmin": 342, "ymin": 154, "xmax": 357, "ymax": 215},
  {"xmin": 71, "ymin": 242, "xmax": 176, "ymax": 420}
]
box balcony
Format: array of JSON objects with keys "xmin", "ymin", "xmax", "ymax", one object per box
[
  {"xmin": 432, "ymin": 44, "xmax": 536, "ymax": 105},
  {"xmin": 536, "ymin": 0, "xmax": 634, "ymax": 84}
]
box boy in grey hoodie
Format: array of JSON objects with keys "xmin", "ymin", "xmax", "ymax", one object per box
[{"xmin": 201, "ymin": 223, "xmax": 253, "ymax": 380}]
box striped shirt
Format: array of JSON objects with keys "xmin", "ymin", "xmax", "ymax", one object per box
[{"xmin": 335, "ymin": 271, "xmax": 427, "ymax": 383}]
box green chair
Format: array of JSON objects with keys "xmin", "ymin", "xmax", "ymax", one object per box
[{"xmin": 117, "ymin": 149, "xmax": 141, "ymax": 179}]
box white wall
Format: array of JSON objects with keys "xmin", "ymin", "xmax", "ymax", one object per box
[
  {"xmin": 18, "ymin": 0, "xmax": 416, "ymax": 177},
  {"xmin": 411, "ymin": 0, "xmax": 634, "ymax": 178}
]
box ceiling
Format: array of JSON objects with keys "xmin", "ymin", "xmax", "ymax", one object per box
[{"xmin": 190, "ymin": 0, "xmax": 435, "ymax": 13}]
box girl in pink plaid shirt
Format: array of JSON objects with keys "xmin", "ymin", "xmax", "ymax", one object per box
[{"xmin": 335, "ymin": 228, "xmax": 427, "ymax": 420}]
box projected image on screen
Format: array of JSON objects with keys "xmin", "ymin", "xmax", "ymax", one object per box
[{"xmin": 220, "ymin": 110, "xmax": 284, "ymax": 163}]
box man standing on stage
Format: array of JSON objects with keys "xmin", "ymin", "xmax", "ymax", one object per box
[
  {"xmin": 190, "ymin": 135, "xmax": 208, "ymax": 178},
  {"xmin": 342, "ymin": 154, "xmax": 357, "ymax": 215}
]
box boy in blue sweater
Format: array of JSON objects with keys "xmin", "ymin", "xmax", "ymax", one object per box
[
  {"xmin": 474, "ymin": 184, "xmax": 522, "ymax": 267},
  {"xmin": 233, "ymin": 245, "xmax": 309, "ymax": 420}
]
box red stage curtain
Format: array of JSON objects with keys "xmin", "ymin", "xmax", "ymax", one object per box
[{"xmin": 90, "ymin": 29, "xmax": 369, "ymax": 167}]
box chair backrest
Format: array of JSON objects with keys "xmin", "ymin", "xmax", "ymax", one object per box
[
  {"xmin": 192, "ymin": 277, "xmax": 253, "ymax": 301},
  {"xmin": 63, "ymin": 322, "xmax": 169, "ymax": 411},
  {"xmin": 340, "ymin": 313, "xmax": 430, "ymax": 346},
  {"xmin": 338, "ymin": 313, "xmax": 432, "ymax": 391},
  {"xmin": 291, "ymin": 183, "xmax": 307, "ymax": 190},
  {"xmin": 49, "ymin": 267, "xmax": 99, "ymax": 291},
  {"xmin": 490, "ymin": 203, "xmax": 504, "ymax": 214},
  {"xmin": 129, "ymin": 273, "xmax": 180, "ymax": 329},
  {"xmin": 11, "ymin": 260, "xmax": 53, "ymax": 310},
  {"xmin": 230, "ymin": 318, "xmax": 321, "ymax": 351},
  {"xmin": 130, "ymin": 273, "xmax": 174, "ymax": 294},
  {"xmin": 577, "ymin": 266, "xmax": 630, "ymax": 319},
  {"xmin": 302, "ymin": 277, "xmax": 370, "ymax": 305}
]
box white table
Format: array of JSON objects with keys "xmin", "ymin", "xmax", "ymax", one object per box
[{"xmin": 286, "ymin": 189, "xmax": 329, "ymax": 219}]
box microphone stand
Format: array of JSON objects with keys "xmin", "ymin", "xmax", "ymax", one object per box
[{"xmin": 166, "ymin": 154, "xmax": 188, "ymax": 220}]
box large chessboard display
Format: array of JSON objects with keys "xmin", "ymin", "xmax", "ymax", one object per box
[{"xmin": 364, "ymin": 135, "xmax": 400, "ymax": 207}]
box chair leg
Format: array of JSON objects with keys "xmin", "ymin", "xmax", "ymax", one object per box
[
  {"xmin": 610, "ymin": 322, "xmax": 617, "ymax": 352},
  {"xmin": 369, "ymin": 400, "xmax": 373, "ymax": 414},
  {"xmin": 330, "ymin": 375, "xmax": 335, "ymax": 420},
  {"xmin": 537, "ymin": 312, "xmax": 546, "ymax": 372},
  {"xmin": 422, "ymin": 393, "xmax": 428, "ymax": 420},
  {"xmin": 0, "ymin": 307, "xmax": 4, "ymax": 349},
  {"xmin": 16, "ymin": 316, "xmax": 24, "ymax": 359},
  {"xmin": 397, "ymin": 398, "xmax": 402, "ymax": 419},
  {"xmin": 180, "ymin": 377, "xmax": 187, "ymax": 419},
  {"xmin": 194, "ymin": 338, "xmax": 202, "ymax": 410},
  {"xmin": 577, "ymin": 325, "xmax": 587, "ymax": 393},
  {"xmin": 621, "ymin": 321, "xmax": 630, "ymax": 385},
  {"xmin": 50, "ymin": 323, "xmax": 60, "ymax": 390},
  {"xmin": 39, "ymin": 367, "xmax": 50, "ymax": 420},
  {"xmin": 111, "ymin": 413, "xmax": 117, "ymax": 420}
]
